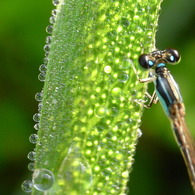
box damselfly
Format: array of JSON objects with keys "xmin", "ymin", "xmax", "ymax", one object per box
[{"xmin": 136, "ymin": 48, "xmax": 195, "ymax": 192}]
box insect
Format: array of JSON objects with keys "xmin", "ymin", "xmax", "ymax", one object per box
[{"xmin": 136, "ymin": 48, "xmax": 195, "ymax": 192}]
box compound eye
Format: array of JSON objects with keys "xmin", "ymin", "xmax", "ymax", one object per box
[
  {"xmin": 138, "ymin": 54, "xmax": 155, "ymax": 69},
  {"xmin": 165, "ymin": 48, "xmax": 180, "ymax": 64}
]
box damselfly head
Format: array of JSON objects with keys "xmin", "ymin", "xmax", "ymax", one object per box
[{"xmin": 138, "ymin": 48, "xmax": 181, "ymax": 70}]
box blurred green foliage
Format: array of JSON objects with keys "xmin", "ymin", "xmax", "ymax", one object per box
[
  {"xmin": 0, "ymin": 0, "xmax": 52, "ymax": 194},
  {"xmin": 0, "ymin": 0, "xmax": 195, "ymax": 194}
]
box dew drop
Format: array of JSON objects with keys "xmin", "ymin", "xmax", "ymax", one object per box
[
  {"xmin": 44, "ymin": 44, "xmax": 50, "ymax": 52},
  {"xmin": 52, "ymin": 9, "xmax": 57, "ymax": 16},
  {"xmin": 58, "ymin": 143, "xmax": 93, "ymax": 194},
  {"xmin": 104, "ymin": 65, "xmax": 112, "ymax": 73},
  {"xmin": 137, "ymin": 128, "xmax": 142, "ymax": 138},
  {"xmin": 27, "ymin": 151, "xmax": 36, "ymax": 161},
  {"xmin": 96, "ymin": 123, "xmax": 107, "ymax": 133},
  {"xmin": 39, "ymin": 64, "xmax": 47, "ymax": 73},
  {"xmin": 109, "ymin": 106, "xmax": 119, "ymax": 117},
  {"xmin": 33, "ymin": 113, "xmax": 40, "ymax": 122},
  {"xmin": 21, "ymin": 180, "xmax": 33, "ymax": 193},
  {"xmin": 94, "ymin": 105, "xmax": 107, "ymax": 118},
  {"xmin": 43, "ymin": 57, "xmax": 49, "ymax": 64},
  {"xmin": 45, "ymin": 36, "xmax": 52, "ymax": 44},
  {"xmin": 52, "ymin": 0, "xmax": 60, "ymax": 6},
  {"xmin": 45, "ymin": 51, "xmax": 49, "ymax": 57},
  {"xmin": 38, "ymin": 102, "xmax": 43, "ymax": 112},
  {"xmin": 34, "ymin": 123, "xmax": 40, "ymax": 131},
  {"xmin": 38, "ymin": 72, "xmax": 46, "ymax": 82},
  {"xmin": 119, "ymin": 57, "xmax": 133, "ymax": 69},
  {"xmin": 111, "ymin": 87, "xmax": 122, "ymax": 98},
  {"xmin": 28, "ymin": 162, "xmax": 35, "ymax": 171},
  {"xmin": 121, "ymin": 170, "xmax": 129, "ymax": 178},
  {"xmin": 33, "ymin": 168, "xmax": 55, "ymax": 191},
  {"xmin": 118, "ymin": 73, "xmax": 129, "ymax": 82},
  {"xmin": 46, "ymin": 25, "xmax": 53, "ymax": 34},
  {"xmin": 35, "ymin": 91, "xmax": 43, "ymax": 102},
  {"xmin": 126, "ymin": 118, "xmax": 133, "ymax": 125},
  {"xmin": 49, "ymin": 16, "xmax": 56, "ymax": 24},
  {"xmin": 29, "ymin": 134, "xmax": 38, "ymax": 144}
]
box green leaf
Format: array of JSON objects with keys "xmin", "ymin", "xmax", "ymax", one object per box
[{"xmin": 31, "ymin": 0, "xmax": 163, "ymax": 194}]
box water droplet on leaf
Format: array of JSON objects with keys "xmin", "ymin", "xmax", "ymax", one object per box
[
  {"xmin": 94, "ymin": 105, "xmax": 107, "ymax": 118},
  {"xmin": 33, "ymin": 113, "xmax": 40, "ymax": 122},
  {"xmin": 52, "ymin": 9, "xmax": 57, "ymax": 16},
  {"xmin": 29, "ymin": 134, "xmax": 38, "ymax": 144},
  {"xmin": 39, "ymin": 64, "xmax": 47, "ymax": 73},
  {"xmin": 49, "ymin": 16, "xmax": 56, "ymax": 24},
  {"xmin": 45, "ymin": 36, "xmax": 52, "ymax": 44},
  {"xmin": 118, "ymin": 73, "xmax": 129, "ymax": 82},
  {"xmin": 52, "ymin": 0, "xmax": 59, "ymax": 6},
  {"xmin": 58, "ymin": 143, "xmax": 93, "ymax": 194},
  {"xmin": 21, "ymin": 180, "xmax": 33, "ymax": 193},
  {"xmin": 27, "ymin": 151, "xmax": 36, "ymax": 161},
  {"xmin": 38, "ymin": 102, "xmax": 43, "ymax": 112},
  {"xmin": 111, "ymin": 87, "xmax": 122, "ymax": 98},
  {"xmin": 38, "ymin": 72, "xmax": 46, "ymax": 82},
  {"xmin": 137, "ymin": 128, "xmax": 142, "ymax": 138},
  {"xmin": 46, "ymin": 25, "xmax": 53, "ymax": 34},
  {"xmin": 43, "ymin": 57, "xmax": 49, "ymax": 64},
  {"xmin": 109, "ymin": 106, "xmax": 119, "ymax": 117},
  {"xmin": 44, "ymin": 44, "xmax": 50, "ymax": 52},
  {"xmin": 34, "ymin": 123, "xmax": 40, "ymax": 131},
  {"xmin": 28, "ymin": 162, "xmax": 35, "ymax": 171},
  {"xmin": 104, "ymin": 66, "xmax": 112, "ymax": 73},
  {"xmin": 38, "ymin": 72, "xmax": 45, "ymax": 82},
  {"xmin": 35, "ymin": 92, "xmax": 43, "ymax": 102},
  {"xmin": 119, "ymin": 57, "xmax": 133, "ymax": 69},
  {"xmin": 33, "ymin": 168, "xmax": 55, "ymax": 192}
]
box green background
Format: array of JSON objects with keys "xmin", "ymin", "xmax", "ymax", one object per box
[{"xmin": 0, "ymin": 0, "xmax": 195, "ymax": 194}]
